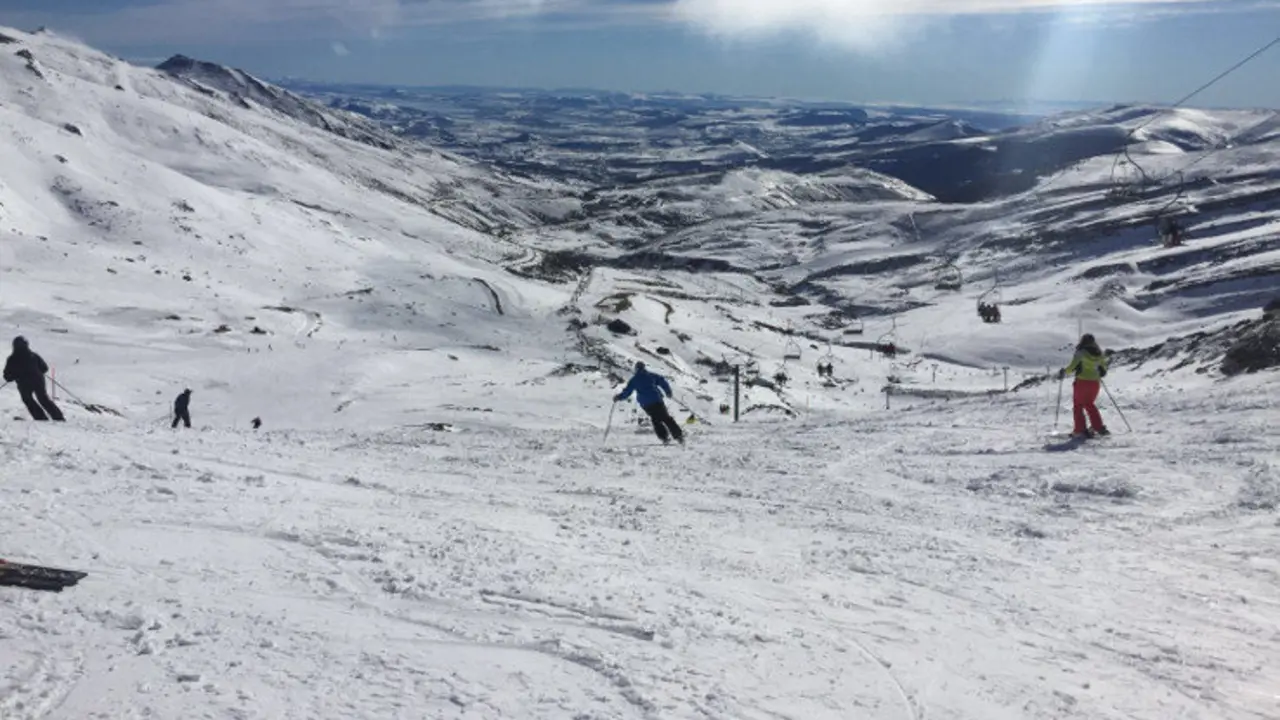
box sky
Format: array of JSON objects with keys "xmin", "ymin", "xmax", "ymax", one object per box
[{"xmin": 3, "ymin": 0, "xmax": 1280, "ymax": 108}]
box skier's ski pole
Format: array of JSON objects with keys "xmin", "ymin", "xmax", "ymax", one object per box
[
  {"xmin": 1101, "ymin": 380, "xmax": 1132, "ymax": 432},
  {"xmin": 51, "ymin": 379, "xmax": 87, "ymax": 406},
  {"xmin": 603, "ymin": 401, "xmax": 617, "ymax": 442},
  {"xmin": 671, "ymin": 394, "xmax": 703, "ymax": 425},
  {"xmin": 1054, "ymin": 375, "xmax": 1064, "ymax": 428}
]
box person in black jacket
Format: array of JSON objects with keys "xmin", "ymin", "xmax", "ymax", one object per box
[
  {"xmin": 172, "ymin": 388, "xmax": 192, "ymax": 429},
  {"xmin": 3, "ymin": 336, "xmax": 65, "ymax": 421}
]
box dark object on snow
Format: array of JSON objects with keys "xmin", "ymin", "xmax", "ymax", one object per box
[
  {"xmin": 1159, "ymin": 217, "xmax": 1186, "ymax": 247},
  {"xmin": 62, "ymin": 123, "xmax": 82, "ymax": 136},
  {"xmin": 606, "ymin": 318, "xmax": 634, "ymax": 335},
  {"xmin": 769, "ymin": 296, "xmax": 810, "ymax": 307},
  {"xmin": 172, "ymin": 388, "xmax": 192, "ymax": 429},
  {"xmin": 0, "ymin": 559, "xmax": 87, "ymax": 592},
  {"xmin": 251, "ymin": 417, "xmax": 262, "ymax": 430},
  {"xmin": 3, "ymin": 336, "xmax": 64, "ymax": 421},
  {"xmin": 977, "ymin": 302, "xmax": 1001, "ymax": 323},
  {"xmin": 1221, "ymin": 315, "xmax": 1280, "ymax": 376}
]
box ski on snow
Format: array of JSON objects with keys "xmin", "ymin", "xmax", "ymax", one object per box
[
  {"xmin": 1042, "ymin": 433, "xmax": 1110, "ymax": 451},
  {"xmin": 0, "ymin": 559, "xmax": 88, "ymax": 592}
]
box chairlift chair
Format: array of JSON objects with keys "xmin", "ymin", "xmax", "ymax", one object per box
[
  {"xmin": 1157, "ymin": 216, "xmax": 1183, "ymax": 247},
  {"xmin": 933, "ymin": 262, "xmax": 963, "ymax": 291},
  {"xmin": 773, "ymin": 365, "xmax": 789, "ymax": 386},
  {"xmin": 1108, "ymin": 146, "xmax": 1153, "ymax": 200},
  {"xmin": 976, "ymin": 288, "xmax": 1003, "ymax": 324},
  {"xmin": 783, "ymin": 337, "xmax": 802, "ymax": 361},
  {"xmin": 816, "ymin": 344, "xmax": 837, "ymax": 378},
  {"xmin": 874, "ymin": 327, "xmax": 899, "ymax": 358},
  {"xmin": 1108, "ymin": 160, "xmax": 1141, "ymax": 200},
  {"xmin": 975, "ymin": 271, "xmax": 1003, "ymax": 323},
  {"xmin": 843, "ymin": 317, "xmax": 865, "ymax": 335}
]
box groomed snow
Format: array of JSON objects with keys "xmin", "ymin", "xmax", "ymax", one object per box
[{"xmin": 3, "ymin": 375, "xmax": 1278, "ymax": 719}]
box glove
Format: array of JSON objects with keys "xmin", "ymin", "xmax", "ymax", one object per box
[{"xmin": 612, "ymin": 394, "xmax": 622, "ymax": 402}]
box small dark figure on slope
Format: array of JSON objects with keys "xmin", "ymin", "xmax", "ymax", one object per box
[{"xmin": 173, "ymin": 388, "xmax": 192, "ymax": 429}]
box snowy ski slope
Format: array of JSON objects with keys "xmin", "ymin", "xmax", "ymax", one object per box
[{"xmin": 1, "ymin": 26, "xmax": 1278, "ymax": 720}]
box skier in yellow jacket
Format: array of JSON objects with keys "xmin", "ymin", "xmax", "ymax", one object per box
[{"xmin": 1059, "ymin": 334, "xmax": 1110, "ymax": 438}]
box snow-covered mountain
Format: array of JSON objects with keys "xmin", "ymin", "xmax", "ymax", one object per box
[
  {"xmin": 2, "ymin": 26, "xmax": 1277, "ymax": 720},
  {"xmin": 300, "ymin": 81, "xmax": 1280, "ymax": 373}
]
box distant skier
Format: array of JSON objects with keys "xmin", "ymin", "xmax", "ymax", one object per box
[
  {"xmin": 1059, "ymin": 333, "xmax": 1110, "ymax": 439},
  {"xmin": 172, "ymin": 388, "xmax": 192, "ymax": 429},
  {"xmin": 614, "ymin": 361, "xmax": 684, "ymax": 445},
  {"xmin": 3, "ymin": 336, "xmax": 64, "ymax": 422},
  {"xmin": 251, "ymin": 417, "xmax": 262, "ymax": 430}
]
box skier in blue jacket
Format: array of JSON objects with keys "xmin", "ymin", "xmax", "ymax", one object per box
[{"xmin": 614, "ymin": 361, "xmax": 684, "ymax": 444}]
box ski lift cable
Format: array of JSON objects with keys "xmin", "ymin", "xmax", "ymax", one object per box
[
  {"xmin": 1115, "ymin": 33, "xmax": 1280, "ymax": 188},
  {"xmin": 1134, "ymin": 34, "xmax": 1280, "ymax": 137},
  {"xmin": 1167, "ymin": 109, "xmax": 1280, "ymax": 178},
  {"xmin": 1038, "ymin": 32, "xmax": 1280, "ymax": 195},
  {"xmin": 1131, "ymin": 108, "xmax": 1278, "ymax": 225}
]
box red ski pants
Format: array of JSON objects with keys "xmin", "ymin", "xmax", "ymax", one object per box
[{"xmin": 1072, "ymin": 380, "xmax": 1105, "ymax": 434}]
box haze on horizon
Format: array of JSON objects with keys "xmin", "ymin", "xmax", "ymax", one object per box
[{"xmin": 3, "ymin": 1, "xmax": 1279, "ymax": 110}]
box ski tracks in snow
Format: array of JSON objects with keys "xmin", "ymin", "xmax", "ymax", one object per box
[{"xmin": 2, "ymin": 384, "xmax": 1279, "ymax": 718}]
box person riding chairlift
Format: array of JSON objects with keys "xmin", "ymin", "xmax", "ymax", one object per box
[{"xmin": 1160, "ymin": 217, "xmax": 1185, "ymax": 247}]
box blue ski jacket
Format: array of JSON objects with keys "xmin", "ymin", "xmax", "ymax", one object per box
[{"xmin": 614, "ymin": 368, "xmax": 672, "ymax": 408}]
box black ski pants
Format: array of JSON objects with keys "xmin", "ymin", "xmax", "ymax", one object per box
[
  {"xmin": 641, "ymin": 400, "xmax": 683, "ymax": 443},
  {"xmin": 17, "ymin": 380, "xmax": 64, "ymax": 422},
  {"xmin": 172, "ymin": 408, "xmax": 191, "ymax": 429}
]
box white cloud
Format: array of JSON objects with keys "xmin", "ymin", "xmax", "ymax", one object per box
[
  {"xmin": 331, "ymin": 41, "xmax": 352, "ymax": 55},
  {"xmin": 7, "ymin": 0, "xmax": 1245, "ymax": 48},
  {"xmin": 667, "ymin": 0, "xmax": 1232, "ymax": 53}
]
